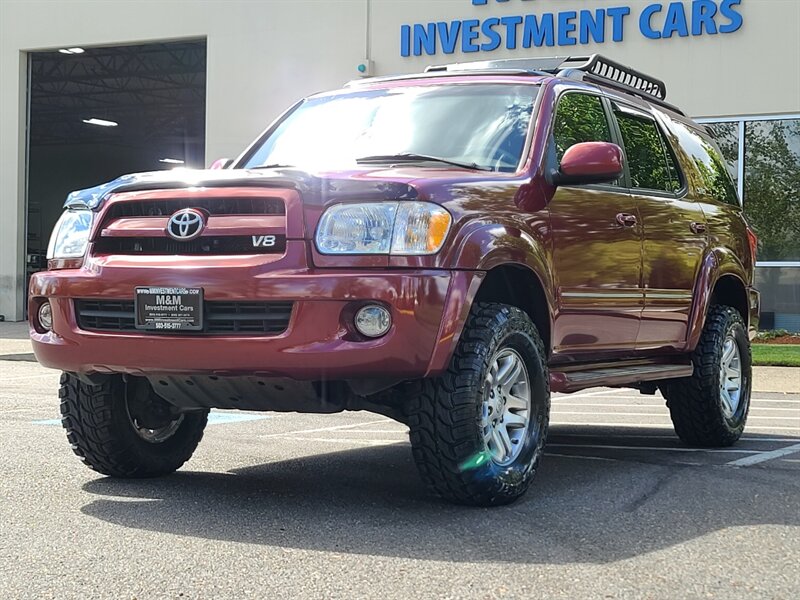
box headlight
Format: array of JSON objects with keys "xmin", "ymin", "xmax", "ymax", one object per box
[
  {"xmin": 316, "ymin": 202, "xmax": 451, "ymax": 255},
  {"xmin": 46, "ymin": 209, "xmax": 94, "ymax": 259}
]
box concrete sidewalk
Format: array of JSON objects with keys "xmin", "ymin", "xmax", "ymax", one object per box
[{"xmin": 2, "ymin": 321, "xmax": 798, "ymax": 393}]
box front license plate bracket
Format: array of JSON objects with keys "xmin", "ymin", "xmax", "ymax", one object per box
[{"xmin": 135, "ymin": 287, "xmax": 203, "ymax": 331}]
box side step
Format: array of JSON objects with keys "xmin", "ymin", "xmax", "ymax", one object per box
[{"xmin": 550, "ymin": 361, "xmax": 693, "ymax": 393}]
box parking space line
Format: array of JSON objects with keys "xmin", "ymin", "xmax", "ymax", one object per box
[
  {"xmin": 258, "ymin": 418, "xmax": 393, "ymax": 439},
  {"xmin": 278, "ymin": 436, "xmax": 405, "ymax": 446},
  {"xmin": 343, "ymin": 429, "xmax": 409, "ymax": 434},
  {"xmin": 725, "ymin": 443, "xmax": 800, "ymax": 467},
  {"xmin": 548, "ymin": 443, "xmax": 760, "ymax": 454},
  {"xmin": 721, "ymin": 425, "xmax": 800, "ymax": 431},
  {"xmin": 556, "ymin": 394, "xmax": 800, "ymax": 404},
  {"xmin": 555, "ymin": 389, "xmax": 631, "ymax": 399},
  {"xmin": 553, "ymin": 403, "xmax": 799, "ymax": 412},
  {"xmin": 551, "ymin": 411, "xmax": 800, "ymax": 423},
  {"xmin": 750, "ymin": 400, "xmax": 800, "ymax": 405},
  {"xmin": 551, "ymin": 433, "xmax": 800, "ymax": 443},
  {"xmin": 545, "ymin": 452, "xmax": 620, "ymax": 463},
  {"xmin": 550, "ymin": 422, "xmax": 800, "ymax": 432},
  {"xmin": 553, "ymin": 411, "xmax": 674, "ymax": 417}
]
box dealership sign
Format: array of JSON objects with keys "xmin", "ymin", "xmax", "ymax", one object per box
[{"xmin": 400, "ymin": 0, "xmax": 743, "ymax": 57}]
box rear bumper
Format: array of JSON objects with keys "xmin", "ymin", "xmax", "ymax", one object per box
[{"xmin": 29, "ymin": 264, "xmax": 482, "ymax": 380}]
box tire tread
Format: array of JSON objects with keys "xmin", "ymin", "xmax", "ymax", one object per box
[
  {"xmin": 406, "ymin": 303, "xmax": 549, "ymax": 506},
  {"xmin": 60, "ymin": 373, "xmax": 207, "ymax": 478},
  {"xmin": 662, "ymin": 305, "xmax": 751, "ymax": 447}
]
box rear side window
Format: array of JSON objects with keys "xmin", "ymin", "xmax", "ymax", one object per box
[
  {"xmin": 612, "ymin": 104, "xmax": 682, "ymax": 193},
  {"xmin": 552, "ymin": 93, "xmax": 612, "ymax": 162},
  {"xmin": 665, "ymin": 118, "xmax": 740, "ymax": 205}
]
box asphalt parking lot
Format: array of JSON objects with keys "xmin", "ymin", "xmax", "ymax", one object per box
[{"xmin": 1, "ymin": 332, "xmax": 799, "ymax": 599}]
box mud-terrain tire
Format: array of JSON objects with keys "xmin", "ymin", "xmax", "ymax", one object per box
[
  {"xmin": 661, "ymin": 305, "xmax": 752, "ymax": 447},
  {"xmin": 59, "ymin": 373, "xmax": 208, "ymax": 477},
  {"xmin": 407, "ymin": 303, "xmax": 549, "ymax": 507}
]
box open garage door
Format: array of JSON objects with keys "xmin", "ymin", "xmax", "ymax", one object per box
[{"xmin": 25, "ymin": 39, "xmax": 207, "ymax": 304}]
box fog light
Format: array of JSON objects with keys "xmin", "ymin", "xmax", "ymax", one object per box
[
  {"xmin": 354, "ymin": 305, "xmax": 392, "ymax": 338},
  {"xmin": 38, "ymin": 301, "xmax": 53, "ymax": 331}
]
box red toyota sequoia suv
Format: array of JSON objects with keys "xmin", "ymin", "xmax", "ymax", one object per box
[{"xmin": 30, "ymin": 55, "xmax": 759, "ymax": 506}]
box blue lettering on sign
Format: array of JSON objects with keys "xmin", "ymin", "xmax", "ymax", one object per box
[
  {"xmin": 522, "ymin": 14, "xmax": 554, "ymax": 48},
  {"xmin": 400, "ymin": 0, "xmax": 744, "ymax": 57},
  {"xmin": 719, "ymin": 0, "xmax": 744, "ymax": 33},
  {"xmin": 462, "ymin": 19, "xmax": 481, "ymax": 52},
  {"xmin": 663, "ymin": 2, "xmax": 690, "ymax": 38},
  {"xmin": 500, "ymin": 15, "xmax": 523, "ymax": 49},
  {"xmin": 579, "ymin": 9, "xmax": 606, "ymax": 45},
  {"xmin": 608, "ymin": 7, "xmax": 631, "ymax": 42},
  {"xmin": 640, "ymin": 4, "xmax": 662, "ymax": 40},
  {"xmin": 481, "ymin": 17, "xmax": 502, "ymax": 51}
]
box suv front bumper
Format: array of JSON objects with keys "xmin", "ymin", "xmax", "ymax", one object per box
[{"xmin": 29, "ymin": 267, "xmax": 482, "ymax": 380}]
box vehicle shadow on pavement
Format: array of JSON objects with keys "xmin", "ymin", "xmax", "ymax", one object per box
[{"xmin": 80, "ymin": 433, "xmax": 800, "ymax": 565}]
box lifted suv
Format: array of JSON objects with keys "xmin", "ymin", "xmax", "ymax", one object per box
[{"xmin": 30, "ymin": 55, "xmax": 759, "ymax": 506}]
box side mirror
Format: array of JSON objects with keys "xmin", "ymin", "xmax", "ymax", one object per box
[
  {"xmin": 552, "ymin": 142, "xmax": 624, "ymax": 186},
  {"xmin": 209, "ymin": 158, "xmax": 234, "ymax": 170}
]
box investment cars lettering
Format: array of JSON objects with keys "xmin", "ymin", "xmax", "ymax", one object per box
[{"xmin": 401, "ymin": 0, "xmax": 744, "ymax": 56}]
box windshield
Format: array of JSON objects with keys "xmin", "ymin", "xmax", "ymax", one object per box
[{"xmin": 241, "ymin": 84, "xmax": 538, "ymax": 173}]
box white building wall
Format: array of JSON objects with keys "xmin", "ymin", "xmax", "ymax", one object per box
[{"xmin": 1, "ymin": 0, "xmax": 799, "ymax": 320}]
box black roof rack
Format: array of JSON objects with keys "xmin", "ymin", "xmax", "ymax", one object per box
[{"xmin": 423, "ymin": 54, "xmax": 682, "ymax": 115}]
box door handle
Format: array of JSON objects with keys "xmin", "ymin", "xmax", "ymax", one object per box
[
  {"xmin": 690, "ymin": 222, "xmax": 707, "ymax": 234},
  {"xmin": 616, "ymin": 213, "xmax": 638, "ymax": 227}
]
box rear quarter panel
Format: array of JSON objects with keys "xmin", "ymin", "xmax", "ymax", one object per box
[{"xmin": 659, "ymin": 113, "xmax": 756, "ymax": 348}]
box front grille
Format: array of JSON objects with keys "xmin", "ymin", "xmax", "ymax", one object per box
[
  {"xmin": 75, "ymin": 299, "xmax": 294, "ymax": 335},
  {"xmin": 94, "ymin": 235, "xmax": 287, "ymax": 256},
  {"xmin": 106, "ymin": 197, "xmax": 285, "ymax": 218},
  {"xmin": 204, "ymin": 301, "xmax": 294, "ymax": 334},
  {"xmin": 75, "ymin": 300, "xmax": 136, "ymax": 332}
]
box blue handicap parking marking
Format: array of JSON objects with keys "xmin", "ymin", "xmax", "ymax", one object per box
[
  {"xmin": 207, "ymin": 412, "xmax": 271, "ymax": 425},
  {"xmin": 33, "ymin": 412, "xmax": 270, "ymax": 426}
]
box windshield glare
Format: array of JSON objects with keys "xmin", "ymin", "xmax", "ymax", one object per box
[{"xmin": 242, "ymin": 84, "xmax": 538, "ymax": 173}]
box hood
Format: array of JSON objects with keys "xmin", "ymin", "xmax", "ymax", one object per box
[{"xmin": 64, "ymin": 166, "xmax": 503, "ymax": 211}]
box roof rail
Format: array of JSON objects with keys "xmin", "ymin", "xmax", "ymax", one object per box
[
  {"xmin": 424, "ymin": 56, "xmax": 568, "ymax": 75},
  {"xmin": 425, "ymin": 54, "xmax": 682, "ymax": 115},
  {"xmin": 344, "ymin": 68, "xmax": 537, "ymax": 88}
]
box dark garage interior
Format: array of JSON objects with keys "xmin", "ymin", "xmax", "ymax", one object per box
[{"xmin": 25, "ymin": 39, "xmax": 207, "ymax": 281}]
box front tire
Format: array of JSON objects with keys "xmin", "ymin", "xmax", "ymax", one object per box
[
  {"xmin": 407, "ymin": 303, "xmax": 550, "ymax": 506},
  {"xmin": 59, "ymin": 373, "xmax": 208, "ymax": 477},
  {"xmin": 662, "ymin": 305, "xmax": 752, "ymax": 447}
]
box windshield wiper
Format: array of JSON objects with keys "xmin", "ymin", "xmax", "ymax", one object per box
[
  {"xmin": 356, "ymin": 153, "xmax": 492, "ymax": 171},
  {"xmin": 248, "ymin": 163, "xmax": 297, "ymax": 170}
]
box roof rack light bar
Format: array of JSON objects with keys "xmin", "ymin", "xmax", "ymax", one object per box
[
  {"xmin": 573, "ymin": 55, "xmax": 667, "ymax": 101},
  {"xmin": 426, "ymin": 54, "xmax": 669, "ymax": 102}
]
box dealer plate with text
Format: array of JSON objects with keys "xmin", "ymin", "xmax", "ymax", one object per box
[{"xmin": 135, "ymin": 287, "xmax": 203, "ymax": 331}]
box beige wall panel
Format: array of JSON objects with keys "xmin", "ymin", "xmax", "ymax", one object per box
[{"xmin": 370, "ymin": 0, "xmax": 800, "ymax": 117}]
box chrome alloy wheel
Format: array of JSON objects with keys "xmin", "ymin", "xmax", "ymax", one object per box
[
  {"xmin": 720, "ymin": 335, "xmax": 743, "ymax": 417},
  {"xmin": 481, "ymin": 348, "xmax": 531, "ymax": 465}
]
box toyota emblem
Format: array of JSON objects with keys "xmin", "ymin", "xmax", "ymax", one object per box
[{"xmin": 166, "ymin": 208, "xmax": 206, "ymax": 241}]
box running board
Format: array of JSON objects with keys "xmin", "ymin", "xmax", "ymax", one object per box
[{"xmin": 549, "ymin": 362, "xmax": 693, "ymax": 393}]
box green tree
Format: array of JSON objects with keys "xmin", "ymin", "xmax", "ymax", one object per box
[{"xmin": 744, "ymin": 120, "xmax": 800, "ymax": 261}]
